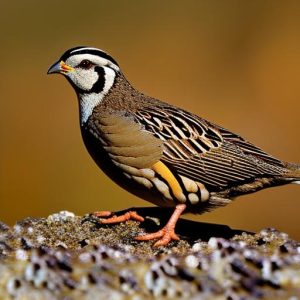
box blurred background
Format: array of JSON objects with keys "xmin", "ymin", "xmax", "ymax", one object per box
[{"xmin": 1, "ymin": 0, "xmax": 300, "ymax": 239}]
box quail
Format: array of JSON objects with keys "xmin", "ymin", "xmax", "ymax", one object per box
[{"xmin": 48, "ymin": 46, "xmax": 300, "ymax": 247}]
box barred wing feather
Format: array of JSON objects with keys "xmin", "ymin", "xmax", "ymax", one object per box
[{"xmin": 134, "ymin": 105, "xmax": 285, "ymax": 190}]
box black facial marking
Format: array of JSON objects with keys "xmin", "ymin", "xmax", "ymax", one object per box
[
  {"xmin": 90, "ymin": 66, "xmax": 105, "ymax": 93},
  {"xmin": 65, "ymin": 66, "xmax": 105, "ymax": 95},
  {"xmin": 60, "ymin": 46, "xmax": 119, "ymax": 67},
  {"xmin": 66, "ymin": 65, "xmax": 114, "ymax": 95}
]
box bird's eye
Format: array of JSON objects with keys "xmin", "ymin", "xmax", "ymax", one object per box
[{"xmin": 77, "ymin": 59, "xmax": 93, "ymax": 69}]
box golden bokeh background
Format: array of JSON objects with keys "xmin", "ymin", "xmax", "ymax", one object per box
[{"xmin": 1, "ymin": 1, "xmax": 300, "ymax": 239}]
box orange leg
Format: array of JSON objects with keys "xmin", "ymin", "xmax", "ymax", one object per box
[
  {"xmin": 94, "ymin": 210, "xmax": 144, "ymax": 224},
  {"xmin": 135, "ymin": 204, "xmax": 186, "ymax": 247}
]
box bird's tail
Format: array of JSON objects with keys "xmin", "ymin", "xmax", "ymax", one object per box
[{"xmin": 283, "ymin": 162, "xmax": 300, "ymax": 183}]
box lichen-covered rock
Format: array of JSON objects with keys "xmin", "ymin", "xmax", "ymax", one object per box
[{"xmin": 0, "ymin": 210, "xmax": 300, "ymax": 299}]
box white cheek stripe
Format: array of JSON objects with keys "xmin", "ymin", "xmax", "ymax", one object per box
[{"xmin": 80, "ymin": 67, "xmax": 116, "ymax": 125}]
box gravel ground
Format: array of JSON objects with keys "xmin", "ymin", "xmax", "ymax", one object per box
[{"xmin": 0, "ymin": 210, "xmax": 300, "ymax": 299}]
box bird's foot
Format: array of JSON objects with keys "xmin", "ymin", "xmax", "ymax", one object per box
[
  {"xmin": 135, "ymin": 204, "xmax": 186, "ymax": 247},
  {"xmin": 94, "ymin": 210, "xmax": 144, "ymax": 224},
  {"xmin": 135, "ymin": 225, "xmax": 180, "ymax": 247}
]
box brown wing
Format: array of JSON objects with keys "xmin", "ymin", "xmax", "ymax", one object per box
[
  {"xmin": 134, "ymin": 105, "xmax": 286, "ymax": 191},
  {"xmin": 90, "ymin": 111, "xmax": 163, "ymax": 169}
]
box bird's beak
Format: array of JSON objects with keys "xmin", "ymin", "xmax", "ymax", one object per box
[{"xmin": 47, "ymin": 61, "xmax": 74, "ymax": 75}]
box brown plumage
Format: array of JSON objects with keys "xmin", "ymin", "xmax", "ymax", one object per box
[
  {"xmin": 86, "ymin": 74, "xmax": 297, "ymax": 204},
  {"xmin": 48, "ymin": 46, "xmax": 300, "ymax": 246}
]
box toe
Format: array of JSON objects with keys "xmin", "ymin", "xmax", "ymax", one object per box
[
  {"xmin": 93, "ymin": 211, "xmax": 112, "ymax": 217},
  {"xmin": 153, "ymin": 235, "xmax": 171, "ymax": 247},
  {"xmin": 135, "ymin": 226, "xmax": 180, "ymax": 247},
  {"xmin": 153, "ymin": 230, "xmax": 179, "ymax": 247},
  {"xmin": 170, "ymin": 231, "xmax": 180, "ymax": 240},
  {"xmin": 101, "ymin": 213, "xmax": 130, "ymax": 224},
  {"xmin": 135, "ymin": 230, "xmax": 164, "ymax": 241},
  {"xmin": 129, "ymin": 211, "xmax": 144, "ymax": 222},
  {"xmin": 100, "ymin": 211, "xmax": 144, "ymax": 224}
]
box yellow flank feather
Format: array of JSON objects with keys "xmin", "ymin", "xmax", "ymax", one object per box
[{"xmin": 152, "ymin": 161, "xmax": 186, "ymax": 202}]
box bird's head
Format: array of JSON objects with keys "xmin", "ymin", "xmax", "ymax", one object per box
[
  {"xmin": 48, "ymin": 46, "xmax": 122, "ymax": 124},
  {"xmin": 47, "ymin": 46, "xmax": 120, "ymax": 95}
]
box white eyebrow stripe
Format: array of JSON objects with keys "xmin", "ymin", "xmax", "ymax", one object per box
[
  {"xmin": 66, "ymin": 54, "xmax": 112, "ymax": 66},
  {"xmin": 68, "ymin": 50, "xmax": 120, "ymax": 72},
  {"xmin": 70, "ymin": 47, "xmax": 104, "ymax": 54}
]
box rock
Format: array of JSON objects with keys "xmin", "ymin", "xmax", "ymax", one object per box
[{"xmin": 0, "ymin": 209, "xmax": 300, "ymax": 299}]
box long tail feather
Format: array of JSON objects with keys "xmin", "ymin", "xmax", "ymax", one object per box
[{"xmin": 283, "ymin": 162, "xmax": 300, "ymax": 182}]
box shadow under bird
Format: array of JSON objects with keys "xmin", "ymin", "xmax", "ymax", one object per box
[{"xmin": 48, "ymin": 46, "xmax": 300, "ymax": 247}]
